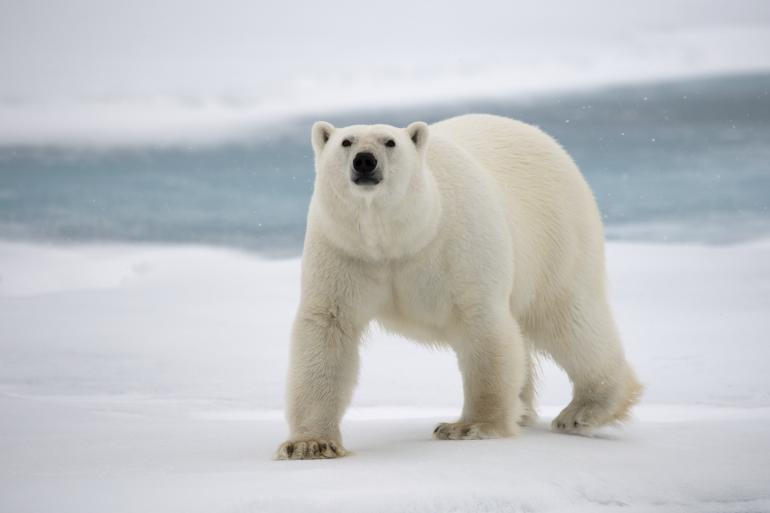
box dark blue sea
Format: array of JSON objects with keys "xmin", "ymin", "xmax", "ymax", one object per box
[{"xmin": 1, "ymin": 73, "xmax": 768, "ymax": 256}]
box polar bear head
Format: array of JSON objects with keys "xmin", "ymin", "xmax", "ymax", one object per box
[
  {"xmin": 310, "ymin": 121, "xmax": 429, "ymax": 206},
  {"xmin": 308, "ymin": 120, "xmax": 441, "ymax": 259}
]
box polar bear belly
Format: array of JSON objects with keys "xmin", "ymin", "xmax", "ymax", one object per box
[{"xmin": 374, "ymin": 263, "xmax": 457, "ymax": 345}]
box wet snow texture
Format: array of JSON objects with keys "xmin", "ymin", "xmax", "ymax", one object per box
[{"xmin": 1, "ymin": 241, "xmax": 769, "ymax": 512}]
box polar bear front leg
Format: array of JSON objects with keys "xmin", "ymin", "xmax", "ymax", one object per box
[
  {"xmin": 434, "ymin": 312, "xmax": 525, "ymax": 440},
  {"xmin": 276, "ymin": 308, "xmax": 362, "ymax": 460}
]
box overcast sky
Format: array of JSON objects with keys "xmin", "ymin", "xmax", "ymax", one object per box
[{"xmin": 1, "ymin": 0, "xmax": 769, "ymax": 145}]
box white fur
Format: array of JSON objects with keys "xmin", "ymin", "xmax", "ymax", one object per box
[{"xmin": 276, "ymin": 114, "xmax": 641, "ymax": 460}]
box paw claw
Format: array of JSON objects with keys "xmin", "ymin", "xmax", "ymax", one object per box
[
  {"xmin": 276, "ymin": 439, "xmax": 346, "ymax": 460},
  {"xmin": 433, "ymin": 421, "xmax": 513, "ymax": 440}
]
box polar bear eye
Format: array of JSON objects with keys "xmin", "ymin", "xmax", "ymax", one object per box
[
  {"xmin": 342, "ymin": 139, "xmax": 352, "ymax": 147},
  {"xmin": 385, "ymin": 139, "xmax": 396, "ymax": 148}
]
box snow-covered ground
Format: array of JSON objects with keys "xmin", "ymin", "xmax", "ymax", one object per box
[{"xmin": 1, "ymin": 240, "xmax": 769, "ymax": 512}]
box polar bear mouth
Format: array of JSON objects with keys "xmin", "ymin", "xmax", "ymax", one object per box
[{"xmin": 352, "ymin": 174, "xmax": 382, "ymax": 186}]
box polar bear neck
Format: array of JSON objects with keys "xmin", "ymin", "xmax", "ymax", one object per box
[{"xmin": 313, "ymin": 165, "xmax": 443, "ymax": 262}]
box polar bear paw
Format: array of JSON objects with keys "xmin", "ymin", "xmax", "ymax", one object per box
[
  {"xmin": 552, "ymin": 401, "xmax": 610, "ymax": 435},
  {"xmin": 433, "ymin": 421, "xmax": 515, "ymax": 440},
  {"xmin": 275, "ymin": 439, "xmax": 347, "ymax": 460},
  {"xmin": 518, "ymin": 408, "xmax": 539, "ymax": 427}
]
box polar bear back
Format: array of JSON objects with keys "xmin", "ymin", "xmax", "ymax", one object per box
[{"xmin": 429, "ymin": 114, "xmax": 607, "ymax": 320}]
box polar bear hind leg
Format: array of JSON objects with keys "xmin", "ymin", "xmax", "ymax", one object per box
[
  {"xmin": 517, "ymin": 344, "xmax": 539, "ymax": 427},
  {"xmin": 535, "ymin": 295, "xmax": 642, "ymax": 435}
]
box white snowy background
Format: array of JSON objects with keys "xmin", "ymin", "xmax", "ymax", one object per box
[
  {"xmin": 1, "ymin": 1, "xmax": 770, "ymax": 512},
  {"xmin": 1, "ymin": 0, "xmax": 769, "ymax": 147}
]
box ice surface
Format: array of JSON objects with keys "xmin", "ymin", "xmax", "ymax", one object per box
[{"xmin": 1, "ymin": 240, "xmax": 769, "ymax": 512}]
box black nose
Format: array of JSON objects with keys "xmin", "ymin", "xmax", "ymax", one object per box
[{"xmin": 353, "ymin": 152, "xmax": 378, "ymax": 174}]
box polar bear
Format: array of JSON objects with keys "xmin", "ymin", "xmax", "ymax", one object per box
[{"xmin": 276, "ymin": 114, "xmax": 641, "ymax": 459}]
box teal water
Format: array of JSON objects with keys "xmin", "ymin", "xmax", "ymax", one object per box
[{"xmin": 1, "ymin": 73, "xmax": 768, "ymax": 255}]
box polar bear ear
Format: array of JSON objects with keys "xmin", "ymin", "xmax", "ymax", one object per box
[
  {"xmin": 311, "ymin": 121, "xmax": 335, "ymax": 154},
  {"xmin": 406, "ymin": 122, "xmax": 429, "ymax": 151}
]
